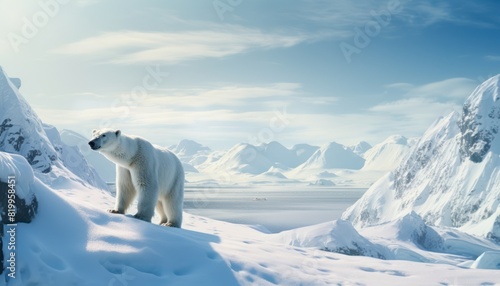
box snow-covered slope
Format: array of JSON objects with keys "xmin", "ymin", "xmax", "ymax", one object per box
[
  {"xmin": 275, "ymin": 211, "xmax": 500, "ymax": 265},
  {"xmin": 291, "ymin": 143, "xmax": 319, "ymax": 164},
  {"xmin": 361, "ymin": 135, "xmax": 412, "ymax": 171},
  {"xmin": 0, "ymin": 67, "xmax": 106, "ymax": 189},
  {"xmin": 6, "ymin": 163, "xmax": 500, "ymax": 285},
  {"xmin": 170, "ymin": 139, "xmax": 211, "ymax": 159},
  {"xmin": 350, "ymin": 141, "xmax": 372, "ymax": 156},
  {"xmin": 60, "ymin": 129, "xmax": 116, "ymax": 183},
  {"xmin": 200, "ymin": 141, "xmax": 310, "ymax": 176},
  {"xmin": 296, "ymin": 142, "xmax": 365, "ymax": 170},
  {"xmin": 258, "ymin": 141, "xmax": 300, "ymax": 168},
  {"xmin": 201, "ymin": 143, "xmax": 274, "ymax": 175},
  {"xmin": 343, "ymin": 75, "xmax": 500, "ymax": 240}
]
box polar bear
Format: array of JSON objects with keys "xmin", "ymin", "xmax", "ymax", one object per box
[{"xmin": 88, "ymin": 129, "xmax": 184, "ymax": 228}]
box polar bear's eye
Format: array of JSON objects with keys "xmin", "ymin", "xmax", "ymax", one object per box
[{"xmin": 102, "ymin": 134, "xmax": 106, "ymax": 137}]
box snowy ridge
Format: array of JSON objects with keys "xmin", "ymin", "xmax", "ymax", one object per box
[
  {"xmin": 361, "ymin": 135, "xmax": 412, "ymax": 171},
  {"xmin": 343, "ymin": 75, "xmax": 500, "ymax": 240},
  {"xmin": 0, "ymin": 67, "xmax": 106, "ymax": 189},
  {"xmin": 295, "ymin": 142, "xmax": 365, "ymax": 170}
]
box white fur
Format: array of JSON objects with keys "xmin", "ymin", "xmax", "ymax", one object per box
[{"xmin": 89, "ymin": 129, "xmax": 184, "ymax": 227}]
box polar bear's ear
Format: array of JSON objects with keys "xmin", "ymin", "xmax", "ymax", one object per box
[{"xmin": 115, "ymin": 130, "xmax": 121, "ymax": 137}]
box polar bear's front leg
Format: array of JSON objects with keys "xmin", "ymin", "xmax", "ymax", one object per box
[
  {"xmin": 133, "ymin": 188, "xmax": 158, "ymax": 222},
  {"xmin": 131, "ymin": 170, "xmax": 159, "ymax": 222},
  {"xmin": 109, "ymin": 166, "xmax": 137, "ymax": 214}
]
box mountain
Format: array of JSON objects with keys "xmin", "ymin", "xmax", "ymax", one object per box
[
  {"xmin": 342, "ymin": 75, "xmax": 500, "ymax": 240},
  {"xmin": 169, "ymin": 139, "xmax": 213, "ymax": 173},
  {"xmin": 361, "ymin": 135, "xmax": 412, "ymax": 171},
  {"xmin": 170, "ymin": 139, "xmax": 211, "ymax": 161},
  {"xmin": 350, "ymin": 141, "xmax": 372, "ymax": 156},
  {"xmin": 257, "ymin": 141, "xmax": 301, "ymax": 168},
  {"xmin": 200, "ymin": 141, "xmax": 318, "ymax": 176},
  {"xmin": 291, "ymin": 143, "xmax": 319, "ymax": 165},
  {"xmin": 201, "ymin": 143, "xmax": 274, "ymax": 175},
  {"xmin": 60, "ymin": 129, "xmax": 116, "ymax": 183},
  {"xmin": 296, "ymin": 142, "xmax": 365, "ymax": 170},
  {"xmin": 0, "ymin": 66, "xmax": 106, "ymax": 189}
]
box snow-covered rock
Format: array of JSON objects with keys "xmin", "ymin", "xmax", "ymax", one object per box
[
  {"xmin": 343, "ymin": 75, "xmax": 500, "ymax": 240},
  {"xmin": 0, "ymin": 152, "xmax": 38, "ymax": 223},
  {"xmin": 296, "ymin": 142, "xmax": 365, "ymax": 170},
  {"xmin": 0, "ymin": 66, "xmax": 106, "ymax": 189},
  {"xmin": 361, "ymin": 135, "xmax": 412, "ymax": 171}
]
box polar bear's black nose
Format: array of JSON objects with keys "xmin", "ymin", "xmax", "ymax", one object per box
[{"xmin": 89, "ymin": 141, "xmax": 95, "ymax": 148}]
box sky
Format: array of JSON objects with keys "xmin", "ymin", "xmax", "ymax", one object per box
[{"xmin": 0, "ymin": 0, "xmax": 499, "ymax": 150}]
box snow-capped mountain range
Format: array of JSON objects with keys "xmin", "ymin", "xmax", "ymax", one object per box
[
  {"xmin": 0, "ymin": 67, "xmax": 106, "ymax": 189},
  {"xmin": 343, "ymin": 75, "xmax": 500, "ymax": 241},
  {"xmin": 1, "ymin": 67, "xmax": 499, "ymax": 285}
]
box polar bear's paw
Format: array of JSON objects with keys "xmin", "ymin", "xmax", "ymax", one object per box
[
  {"xmin": 107, "ymin": 209, "xmax": 124, "ymax": 214},
  {"xmin": 133, "ymin": 213, "xmax": 152, "ymax": 222},
  {"xmin": 160, "ymin": 222, "xmax": 179, "ymax": 228}
]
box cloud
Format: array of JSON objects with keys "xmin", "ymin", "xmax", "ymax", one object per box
[
  {"xmin": 386, "ymin": 77, "xmax": 477, "ymax": 100},
  {"xmin": 54, "ymin": 26, "xmax": 315, "ymax": 64},
  {"xmin": 485, "ymin": 55, "xmax": 500, "ymax": 62},
  {"xmin": 301, "ymin": 0, "xmax": 499, "ymax": 31},
  {"xmin": 34, "ymin": 77, "xmax": 474, "ymax": 149}
]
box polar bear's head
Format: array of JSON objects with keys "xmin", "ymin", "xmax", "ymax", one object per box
[{"xmin": 88, "ymin": 129, "xmax": 121, "ymax": 151}]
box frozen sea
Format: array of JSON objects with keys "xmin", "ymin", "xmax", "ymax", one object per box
[{"xmin": 184, "ymin": 185, "xmax": 366, "ymax": 233}]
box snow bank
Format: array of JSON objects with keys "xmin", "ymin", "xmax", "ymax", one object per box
[
  {"xmin": 471, "ymin": 251, "xmax": 500, "ymax": 270},
  {"xmin": 0, "ymin": 152, "xmax": 35, "ymax": 201},
  {"xmin": 272, "ymin": 220, "xmax": 386, "ymax": 259}
]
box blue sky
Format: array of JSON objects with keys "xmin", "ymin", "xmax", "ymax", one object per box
[{"xmin": 1, "ymin": 0, "xmax": 499, "ymax": 150}]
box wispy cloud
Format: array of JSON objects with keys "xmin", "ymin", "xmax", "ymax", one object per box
[
  {"xmin": 54, "ymin": 26, "xmax": 316, "ymax": 64},
  {"xmin": 301, "ymin": 0, "xmax": 499, "ymax": 30},
  {"xmin": 385, "ymin": 78, "xmax": 477, "ymax": 100},
  {"xmin": 35, "ymin": 77, "xmax": 470, "ymax": 148},
  {"xmin": 485, "ymin": 55, "xmax": 500, "ymax": 62}
]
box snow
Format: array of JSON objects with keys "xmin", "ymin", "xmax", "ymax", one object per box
[
  {"xmin": 349, "ymin": 141, "xmax": 372, "ymax": 156},
  {"xmin": 0, "ymin": 67, "xmax": 107, "ymax": 190},
  {"xmin": 343, "ymin": 75, "xmax": 500, "ymax": 240},
  {"xmin": 361, "ymin": 135, "xmax": 412, "ymax": 171},
  {"xmin": 0, "ymin": 152, "xmax": 35, "ymax": 201},
  {"xmin": 60, "ymin": 129, "xmax": 117, "ymax": 183},
  {"xmin": 296, "ymin": 142, "xmax": 365, "ymax": 170},
  {"xmin": 471, "ymin": 251, "xmax": 500, "ymax": 270},
  {"xmin": 3, "ymin": 67, "xmax": 500, "ymax": 285},
  {"xmin": 5, "ymin": 175, "xmax": 500, "ymax": 285}
]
